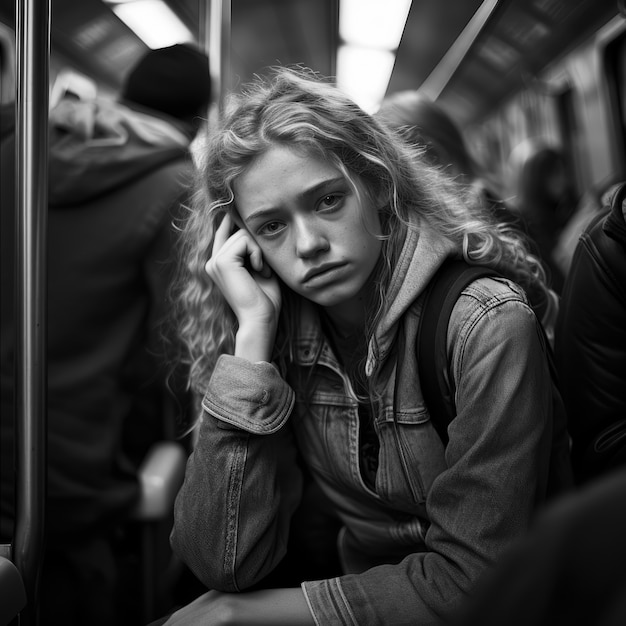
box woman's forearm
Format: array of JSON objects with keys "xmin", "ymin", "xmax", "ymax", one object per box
[
  {"xmin": 171, "ymin": 356, "xmax": 302, "ymax": 592},
  {"xmin": 164, "ymin": 588, "xmax": 316, "ymax": 625},
  {"xmin": 236, "ymin": 588, "xmax": 316, "ymax": 625}
]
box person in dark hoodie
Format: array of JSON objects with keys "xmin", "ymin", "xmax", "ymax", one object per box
[{"xmin": 0, "ymin": 43, "xmax": 211, "ymax": 625}]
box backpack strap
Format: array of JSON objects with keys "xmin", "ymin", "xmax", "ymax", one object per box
[{"xmin": 417, "ymin": 260, "xmax": 499, "ymax": 445}]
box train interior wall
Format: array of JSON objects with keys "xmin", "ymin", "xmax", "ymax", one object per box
[{"xmin": 466, "ymin": 14, "xmax": 626, "ymax": 203}]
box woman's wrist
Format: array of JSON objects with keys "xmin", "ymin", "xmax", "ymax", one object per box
[
  {"xmin": 235, "ymin": 588, "xmax": 316, "ymax": 625},
  {"xmin": 235, "ymin": 321, "xmax": 276, "ymax": 363}
]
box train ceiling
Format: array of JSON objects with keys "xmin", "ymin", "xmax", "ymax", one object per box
[{"xmin": 0, "ymin": 0, "xmax": 622, "ymax": 127}]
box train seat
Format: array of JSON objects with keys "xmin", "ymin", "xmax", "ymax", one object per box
[
  {"xmin": 0, "ymin": 439, "xmax": 187, "ymax": 625},
  {"xmin": 131, "ymin": 440, "xmax": 188, "ymax": 623},
  {"xmin": 0, "ymin": 556, "xmax": 27, "ymax": 626}
]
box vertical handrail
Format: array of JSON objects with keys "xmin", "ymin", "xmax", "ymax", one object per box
[
  {"xmin": 329, "ymin": 0, "xmax": 340, "ymax": 77},
  {"xmin": 14, "ymin": 0, "xmax": 49, "ymax": 623},
  {"xmin": 208, "ymin": 0, "xmax": 231, "ymax": 116},
  {"xmin": 197, "ymin": 0, "xmax": 210, "ymax": 95}
]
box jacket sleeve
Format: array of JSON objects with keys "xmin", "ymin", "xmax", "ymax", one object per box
[
  {"xmin": 169, "ymin": 354, "xmax": 303, "ymax": 591},
  {"xmin": 303, "ymin": 282, "xmax": 563, "ymax": 625}
]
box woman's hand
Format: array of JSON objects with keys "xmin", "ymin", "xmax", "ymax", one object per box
[
  {"xmin": 206, "ymin": 213, "xmax": 281, "ymax": 362},
  {"xmin": 163, "ymin": 588, "xmax": 316, "ymax": 625},
  {"xmin": 207, "ymin": 213, "xmax": 281, "ymax": 326}
]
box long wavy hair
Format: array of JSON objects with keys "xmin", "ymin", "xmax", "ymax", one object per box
[{"xmin": 174, "ymin": 66, "xmax": 549, "ymax": 395}]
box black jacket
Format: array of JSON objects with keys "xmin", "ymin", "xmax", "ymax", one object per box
[{"xmin": 555, "ymin": 182, "xmax": 626, "ymax": 483}]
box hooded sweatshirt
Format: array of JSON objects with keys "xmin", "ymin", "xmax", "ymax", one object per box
[{"xmin": 1, "ymin": 98, "xmax": 194, "ymax": 542}]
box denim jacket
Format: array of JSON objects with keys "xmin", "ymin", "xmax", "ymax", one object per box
[{"xmin": 171, "ymin": 221, "xmax": 572, "ymax": 625}]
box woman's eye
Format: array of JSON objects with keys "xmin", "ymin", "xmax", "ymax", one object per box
[
  {"xmin": 259, "ymin": 221, "xmax": 284, "ymax": 236},
  {"xmin": 319, "ymin": 193, "xmax": 344, "ymax": 211}
]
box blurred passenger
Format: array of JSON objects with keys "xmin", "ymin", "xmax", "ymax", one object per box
[
  {"xmin": 0, "ymin": 94, "xmax": 13, "ymax": 140},
  {"xmin": 376, "ymin": 91, "xmax": 558, "ymax": 342},
  {"xmin": 446, "ymin": 468, "xmax": 626, "ymax": 626},
  {"xmin": 555, "ymin": 182, "xmax": 626, "ymax": 485},
  {"xmin": 376, "ymin": 90, "xmax": 518, "ymax": 227},
  {"xmin": 0, "ymin": 43, "xmax": 211, "ymax": 625},
  {"xmin": 153, "ymin": 67, "xmax": 572, "ymax": 626},
  {"xmin": 553, "ymin": 186, "xmax": 602, "ymax": 279},
  {"xmin": 506, "ymin": 139, "xmax": 580, "ymax": 293}
]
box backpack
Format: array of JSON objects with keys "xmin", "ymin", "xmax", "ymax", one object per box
[
  {"xmin": 416, "ymin": 260, "xmax": 561, "ymax": 447},
  {"xmin": 416, "ymin": 261, "xmax": 498, "ymax": 445}
]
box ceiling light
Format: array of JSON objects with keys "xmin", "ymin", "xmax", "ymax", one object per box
[
  {"xmin": 337, "ymin": 0, "xmax": 412, "ymax": 113},
  {"xmin": 336, "ymin": 45, "xmax": 396, "ymax": 114},
  {"xmin": 339, "ymin": 0, "xmax": 412, "ymax": 50},
  {"xmin": 105, "ymin": 0, "xmax": 195, "ymax": 49}
]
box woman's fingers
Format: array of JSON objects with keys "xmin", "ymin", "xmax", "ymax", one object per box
[
  {"xmin": 207, "ymin": 212, "xmax": 270, "ymax": 278},
  {"xmin": 203, "ymin": 214, "xmax": 281, "ymax": 327},
  {"xmin": 206, "ymin": 225, "xmax": 250, "ymax": 278},
  {"xmin": 249, "ymin": 246, "xmax": 266, "ymax": 274},
  {"xmin": 212, "ymin": 212, "xmax": 235, "ymax": 254}
]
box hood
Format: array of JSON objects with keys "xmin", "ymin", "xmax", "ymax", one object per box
[
  {"xmin": 366, "ymin": 216, "xmax": 457, "ymax": 375},
  {"xmin": 48, "ymin": 98, "xmax": 190, "ymax": 206}
]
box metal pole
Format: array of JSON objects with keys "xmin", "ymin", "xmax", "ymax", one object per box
[
  {"xmin": 209, "ymin": 0, "xmax": 231, "ymax": 116},
  {"xmin": 14, "ymin": 0, "xmax": 49, "ymax": 622},
  {"xmin": 198, "ymin": 0, "xmax": 209, "ymax": 54},
  {"xmin": 417, "ymin": 0, "xmax": 505, "ymax": 100}
]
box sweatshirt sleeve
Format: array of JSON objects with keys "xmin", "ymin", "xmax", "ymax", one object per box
[{"xmin": 170, "ymin": 354, "xmax": 303, "ymax": 591}]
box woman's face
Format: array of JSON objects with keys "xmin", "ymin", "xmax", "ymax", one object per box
[{"xmin": 233, "ymin": 144, "xmax": 383, "ymax": 313}]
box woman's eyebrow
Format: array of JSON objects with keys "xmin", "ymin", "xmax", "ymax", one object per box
[
  {"xmin": 243, "ymin": 176, "xmax": 346, "ymax": 224},
  {"xmin": 244, "ymin": 207, "xmax": 281, "ymax": 225}
]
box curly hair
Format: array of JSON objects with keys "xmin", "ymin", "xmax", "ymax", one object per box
[{"xmin": 173, "ymin": 66, "xmax": 549, "ymax": 395}]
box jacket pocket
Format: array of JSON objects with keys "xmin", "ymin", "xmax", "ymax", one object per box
[{"xmin": 375, "ymin": 406, "xmax": 447, "ymax": 505}]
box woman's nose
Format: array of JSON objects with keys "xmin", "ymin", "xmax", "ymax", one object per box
[{"xmin": 295, "ymin": 221, "xmax": 330, "ymax": 258}]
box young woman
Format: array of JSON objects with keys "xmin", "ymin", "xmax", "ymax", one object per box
[{"xmin": 163, "ymin": 67, "xmax": 572, "ymax": 625}]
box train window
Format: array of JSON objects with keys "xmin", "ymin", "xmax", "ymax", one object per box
[
  {"xmin": 555, "ymin": 86, "xmax": 582, "ymax": 196},
  {"xmin": 603, "ymin": 28, "xmax": 626, "ymax": 176}
]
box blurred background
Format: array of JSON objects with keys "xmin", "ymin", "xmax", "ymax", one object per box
[
  {"xmin": 1, "ymin": 0, "xmax": 623, "ymax": 193},
  {"xmin": 1, "ymin": 2, "xmax": 625, "ymax": 624}
]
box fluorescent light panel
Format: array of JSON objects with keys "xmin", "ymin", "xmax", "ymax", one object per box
[
  {"xmin": 337, "ymin": 46, "xmax": 396, "ymax": 114},
  {"xmin": 339, "ymin": 0, "xmax": 411, "ymax": 50},
  {"xmin": 337, "ymin": 0, "xmax": 412, "ymax": 113},
  {"xmin": 108, "ymin": 0, "xmax": 195, "ymax": 49}
]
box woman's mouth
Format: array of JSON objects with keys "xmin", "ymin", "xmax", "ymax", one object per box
[{"xmin": 302, "ymin": 263, "xmax": 347, "ymax": 286}]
